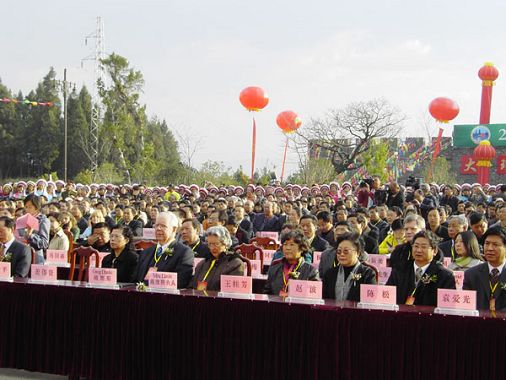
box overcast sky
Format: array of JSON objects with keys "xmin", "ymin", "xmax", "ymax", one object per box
[{"xmin": 2, "ymin": 0, "xmax": 506, "ymax": 178}]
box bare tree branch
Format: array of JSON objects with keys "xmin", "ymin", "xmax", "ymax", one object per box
[{"xmin": 294, "ymin": 98, "xmax": 405, "ymax": 174}]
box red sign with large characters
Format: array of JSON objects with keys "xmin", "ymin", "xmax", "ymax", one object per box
[
  {"xmin": 497, "ymin": 155, "xmax": 506, "ymax": 175},
  {"xmin": 460, "ymin": 155, "xmax": 477, "ymax": 175}
]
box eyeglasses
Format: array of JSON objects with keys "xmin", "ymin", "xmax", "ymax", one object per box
[
  {"xmin": 110, "ymin": 234, "xmax": 125, "ymax": 240},
  {"xmin": 207, "ymin": 242, "xmax": 223, "ymax": 248}
]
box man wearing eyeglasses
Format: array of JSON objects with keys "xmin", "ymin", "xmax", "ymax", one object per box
[
  {"xmin": 135, "ymin": 211, "xmax": 193, "ymax": 288},
  {"xmin": 463, "ymin": 227, "xmax": 506, "ymax": 311}
]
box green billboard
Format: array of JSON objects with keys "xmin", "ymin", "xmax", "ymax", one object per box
[{"xmin": 453, "ymin": 124, "xmax": 506, "ymax": 147}]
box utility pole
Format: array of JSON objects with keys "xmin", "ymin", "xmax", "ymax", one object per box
[
  {"xmin": 82, "ymin": 16, "xmax": 105, "ymax": 180},
  {"xmin": 63, "ymin": 68, "xmax": 68, "ymax": 182}
]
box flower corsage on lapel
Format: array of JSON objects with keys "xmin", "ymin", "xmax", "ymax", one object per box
[
  {"xmin": 1, "ymin": 253, "xmax": 12, "ymax": 263},
  {"xmin": 500, "ymin": 282, "xmax": 506, "ymax": 291},
  {"xmin": 350, "ymin": 273, "xmax": 362, "ymax": 286},
  {"xmin": 420, "ymin": 273, "xmax": 438, "ymax": 285},
  {"xmin": 289, "ymin": 271, "xmax": 300, "ymax": 279}
]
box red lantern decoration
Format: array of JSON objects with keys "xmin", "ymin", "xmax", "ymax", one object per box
[
  {"xmin": 478, "ymin": 62, "xmax": 499, "ymax": 83},
  {"xmin": 276, "ymin": 110, "xmax": 302, "ymax": 134},
  {"xmin": 478, "ymin": 62, "xmax": 499, "ymax": 124},
  {"xmin": 239, "ymin": 86, "xmax": 269, "ymax": 111},
  {"xmin": 428, "ymin": 97, "xmax": 460, "ymax": 123},
  {"xmin": 473, "ymin": 140, "xmax": 497, "ymax": 185}
]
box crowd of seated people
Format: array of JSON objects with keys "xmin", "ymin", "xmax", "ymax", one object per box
[{"xmin": 1, "ymin": 178, "xmax": 505, "ymax": 310}]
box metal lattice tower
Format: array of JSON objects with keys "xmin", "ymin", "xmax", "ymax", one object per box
[{"xmin": 83, "ymin": 17, "xmax": 105, "ymax": 178}]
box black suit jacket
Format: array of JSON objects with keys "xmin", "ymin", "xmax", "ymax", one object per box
[
  {"xmin": 263, "ymin": 259, "xmax": 320, "ymax": 295},
  {"xmin": 127, "ymin": 220, "xmax": 143, "ymax": 237},
  {"xmin": 6, "ymin": 240, "xmax": 31, "ymax": 278},
  {"xmin": 310, "ymin": 235, "xmax": 330, "ymax": 253},
  {"xmin": 463, "ymin": 263, "xmax": 506, "ymax": 311},
  {"xmin": 386, "ymin": 260, "xmax": 456, "ymax": 306},
  {"xmin": 322, "ymin": 263, "xmax": 377, "ymax": 301},
  {"xmin": 101, "ymin": 248, "xmax": 139, "ymax": 283},
  {"xmin": 135, "ymin": 242, "xmax": 194, "ymax": 288}
]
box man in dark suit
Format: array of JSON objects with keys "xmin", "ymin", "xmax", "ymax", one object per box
[
  {"xmin": 135, "ymin": 212, "xmax": 193, "ymax": 288},
  {"xmin": 0, "ymin": 216, "xmax": 30, "ymax": 277},
  {"xmin": 299, "ymin": 214, "xmax": 330, "ymax": 256},
  {"xmin": 463, "ymin": 227, "xmax": 506, "ymax": 311},
  {"xmin": 387, "ymin": 230, "xmax": 455, "ymax": 306},
  {"xmin": 347, "ymin": 214, "xmax": 378, "ymax": 255},
  {"xmin": 123, "ymin": 207, "xmax": 143, "ymax": 237},
  {"xmin": 252, "ymin": 201, "xmax": 281, "ymax": 233},
  {"xmin": 233, "ymin": 205, "xmax": 254, "ymax": 240},
  {"xmin": 180, "ymin": 218, "xmax": 210, "ymax": 259}
]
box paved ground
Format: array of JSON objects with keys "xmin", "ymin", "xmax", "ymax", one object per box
[{"xmin": 0, "ymin": 368, "xmax": 66, "ymax": 380}]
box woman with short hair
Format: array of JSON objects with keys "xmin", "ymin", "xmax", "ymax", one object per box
[{"xmin": 189, "ymin": 226, "xmax": 244, "ymax": 291}]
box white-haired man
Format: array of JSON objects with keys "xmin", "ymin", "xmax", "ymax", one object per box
[{"xmin": 135, "ymin": 212, "xmax": 193, "ymax": 288}]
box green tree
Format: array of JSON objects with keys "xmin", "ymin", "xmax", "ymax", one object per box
[
  {"xmin": 420, "ymin": 156, "xmax": 457, "ymax": 184},
  {"xmin": 358, "ymin": 138, "xmax": 390, "ymax": 182},
  {"xmin": 98, "ymin": 53, "xmax": 182, "ymax": 184}
]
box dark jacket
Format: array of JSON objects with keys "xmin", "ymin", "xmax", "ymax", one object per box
[
  {"xmin": 189, "ymin": 252, "xmax": 244, "ymax": 291},
  {"xmin": 252, "ymin": 214, "xmax": 281, "ymax": 233},
  {"xmin": 127, "ymin": 219, "xmax": 144, "ymax": 237},
  {"xmin": 101, "ymin": 247, "xmax": 139, "ymax": 283},
  {"xmin": 463, "ymin": 262, "xmax": 506, "ymax": 311},
  {"xmin": 5, "ymin": 239, "xmax": 31, "ymax": 278},
  {"xmin": 263, "ymin": 258, "xmax": 320, "ymax": 295},
  {"xmin": 135, "ymin": 241, "xmax": 194, "ymax": 288},
  {"xmin": 322, "ymin": 263, "xmax": 377, "ymax": 301},
  {"xmin": 386, "ymin": 260, "xmax": 456, "ymax": 306}
]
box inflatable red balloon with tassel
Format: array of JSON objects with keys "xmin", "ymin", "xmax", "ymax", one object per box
[
  {"xmin": 276, "ymin": 110, "xmax": 302, "ymax": 182},
  {"xmin": 239, "ymin": 86, "xmax": 269, "ymax": 183},
  {"xmin": 276, "ymin": 110, "xmax": 302, "ymax": 134}
]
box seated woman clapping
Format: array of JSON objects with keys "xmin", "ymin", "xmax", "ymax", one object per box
[
  {"xmin": 263, "ymin": 230, "xmax": 320, "ymax": 296},
  {"xmin": 322, "ymin": 233, "xmax": 377, "ymax": 301},
  {"xmin": 189, "ymin": 226, "xmax": 244, "ymax": 291}
]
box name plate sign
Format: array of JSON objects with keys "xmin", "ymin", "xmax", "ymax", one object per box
[
  {"xmin": 453, "ymin": 271, "xmax": 465, "ymax": 290},
  {"xmin": 256, "ymin": 231, "xmax": 279, "ymax": 241},
  {"xmin": 288, "ymin": 280, "xmax": 323, "ymax": 300},
  {"xmin": 89, "ymin": 252, "xmax": 109, "ymax": 268},
  {"xmin": 437, "ymin": 289, "xmax": 477, "ymax": 311},
  {"xmin": 89, "ymin": 268, "xmax": 117, "ymax": 286},
  {"xmin": 312, "ymin": 251, "xmax": 323, "ymax": 267},
  {"xmin": 193, "ymin": 258, "xmax": 204, "ymax": 274},
  {"xmin": 31, "ymin": 264, "xmax": 57, "ymax": 282},
  {"xmin": 263, "ymin": 250, "xmax": 275, "ymax": 266},
  {"xmin": 359, "ymin": 284, "xmax": 397, "ymax": 305},
  {"xmin": 46, "ymin": 250, "xmax": 68, "ymax": 265},
  {"xmin": 249, "ymin": 259, "xmax": 261, "ymax": 277},
  {"xmin": 378, "ymin": 267, "xmax": 392, "ymax": 285},
  {"xmin": 0, "ymin": 262, "xmax": 11, "ymax": 279},
  {"xmin": 149, "ymin": 272, "xmax": 177, "ymax": 289},
  {"xmin": 220, "ymin": 275, "xmax": 252, "ymax": 294},
  {"xmin": 142, "ymin": 228, "xmax": 156, "ymax": 240},
  {"xmin": 367, "ymin": 254, "xmax": 388, "ymax": 268},
  {"xmin": 443, "ymin": 257, "xmax": 452, "ymax": 268}
]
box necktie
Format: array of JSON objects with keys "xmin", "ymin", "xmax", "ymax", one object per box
[
  {"xmin": 155, "ymin": 246, "xmax": 163, "ymax": 260},
  {"xmin": 0, "ymin": 244, "xmax": 4, "ymax": 261},
  {"xmin": 415, "ymin": 267, "xmax": 423, "ymax": 285},
  {"xmin": 490, "ymin": 268, "xmax": 500, "ymax": 288}
]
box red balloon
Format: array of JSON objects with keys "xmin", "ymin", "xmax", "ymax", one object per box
[
  {"xmin": 239, "ymin": 86, "xmax": 269, "ymax": 111},
  {"xmin": 276, "ymin": 110, "xmax": 302, "ymax": 133},
  {"xmin": 428, "ymin": 97, "xmax": 459, "ymax": 123}
]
